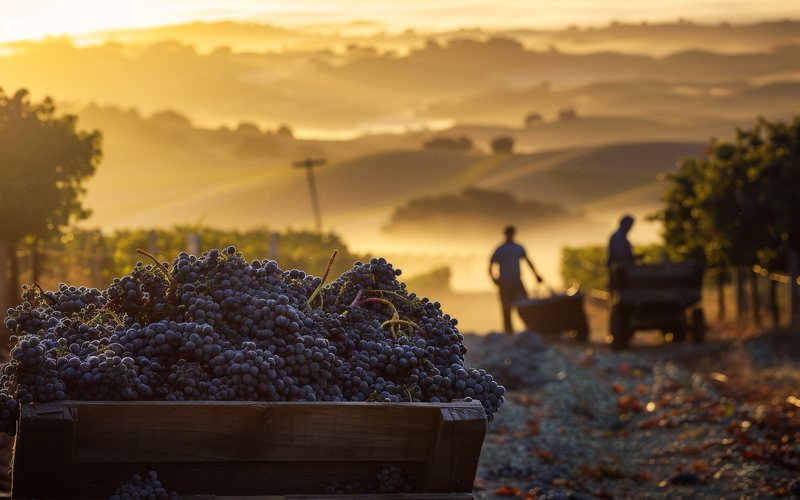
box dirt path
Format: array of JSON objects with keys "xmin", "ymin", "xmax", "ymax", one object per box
[{"xmin": 465, "ymin": 331, "xmax": 800, "ymax": 499}]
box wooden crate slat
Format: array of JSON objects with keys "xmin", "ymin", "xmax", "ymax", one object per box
[
  {"xmin": 422, "ymin": 406, "xmax": 486, "ymax": 492},
  {"xmin": 12, "ymin": 402, "xmax": 77, "ymax": 498},
  {"xmin": 70, "ymin": 402, "xmax": 440, "ymax": 463},
  {"xmin": 445, "ymin": 406, "xmax": 487, "ymax": 492},
  {"xmin": 13, "ymin": 401, "xmax": 488, "ymax": 498}
]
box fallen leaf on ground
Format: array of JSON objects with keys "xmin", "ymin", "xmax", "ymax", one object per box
[
  {"xmin": 525, "ymin": 418, "xmax": 540, "ymax": 436},
  {"xmin": 495, "ymin": 485, "xmax": 521, "ymax": 496}
]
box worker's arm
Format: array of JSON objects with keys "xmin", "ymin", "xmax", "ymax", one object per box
[
  {"xmin": 488, "ymin": 261, "xmax": 499, "ymax": 284},
  {"xmin": 524, "ymin": 255, "xmax": 543, "ymax": 283}
]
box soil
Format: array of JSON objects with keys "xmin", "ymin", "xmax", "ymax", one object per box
[{"xmin": 465, "ymin": 329, "xmax": 800, "ymax": 499}]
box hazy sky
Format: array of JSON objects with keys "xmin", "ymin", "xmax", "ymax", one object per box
[{"xmin": 1, "ymin": 0, "xmax": 799, "ymax": 42}]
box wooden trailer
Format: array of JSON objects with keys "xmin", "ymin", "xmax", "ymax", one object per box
[
  {"xmin": 609, "ymin": 262, "xmax": 706, "ymax": 350},
  {"xmin": 11, "ymin": 400, "xmax": 488, "ymax": 499}
]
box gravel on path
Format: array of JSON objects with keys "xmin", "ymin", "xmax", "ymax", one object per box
[{"xmin": 465, "ymin": 331, "xmax": 800, "ymax": 499}]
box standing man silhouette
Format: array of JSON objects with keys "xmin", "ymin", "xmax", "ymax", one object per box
[
  {"xmin": 489, "ymin": 225, "xmax": 543, "ymax": 333},
  {"xmin": 607, "ymin": 214, "xmax": 638, "ymax": 269},
  {"xmin": 607, "ymin": 214, "xmax": 643, "ymax": 289}
]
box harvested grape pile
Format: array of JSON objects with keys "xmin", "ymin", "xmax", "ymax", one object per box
[
  {"xmin": 110, "ymin": 471, "xmax": 178, "ymax": 500},
  {"xmin": 0, "ymin": 247, "xmax": 504, "ymax": 434}
]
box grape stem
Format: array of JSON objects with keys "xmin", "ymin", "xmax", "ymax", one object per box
[
  {"xmin": 367, "ymin": 289, "xmax": 419, "ymax": 306},
  {"xmin": 33, "ymin": 282, "xmax": 56, "ymax": 306},
  {"xmin": 353, "ymin": 297, "xmax": 399, "ymax": 320},
  {"xmin": 380, "ymin": 319, "xmax": 425, "ymax": 338},
  {"xmin": 305, "ymin": 249, "xmax": 338, "ymax": 309},
  {"xmin": 135, "ymin": 248, "xmax": 173, "ymax": 283},
  {"xmin": 90, "ymin": 310, "xmax": 122, "ymax": 326}
]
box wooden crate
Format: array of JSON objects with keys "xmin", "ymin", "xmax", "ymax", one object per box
[{"xmin": 12, "ymin": 400, "xmax": 487, "ymax": 499}]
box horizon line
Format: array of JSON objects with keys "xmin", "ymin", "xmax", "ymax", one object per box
[{"xmin": 1, "ymin": 15, "xmax": 799, "ymax": 46}]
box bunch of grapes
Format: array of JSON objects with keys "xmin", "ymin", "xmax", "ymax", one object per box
[
  {"xmin": 0, "ymin": 247, "xmax": 505, "ymax": 436},
  {"xmin": 324, "ymin": 462, "xmax": 413, "ymax": 494},
  {"xmin": 109, "ymin": 471, "xmax": 178, "ymax": 500}
]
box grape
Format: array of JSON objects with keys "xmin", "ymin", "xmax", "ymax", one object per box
[
  {"xmin": 377, "ymin": 462, "xmax": 413, "ymax": 493},
  {"xmin": 0, "ymin": 247, "xmax": 505, "ymax": 436},
  {"xmin": 109, "ymin": 471, "xmax": 178, "ymax": 500},
  {"xmin": 324, "ymin": 462, "xmax": 412, "ymax": 495}
]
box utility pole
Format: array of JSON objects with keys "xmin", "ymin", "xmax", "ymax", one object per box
[{"xmin": 293, "ymin": 157, "xmax": 326, "ymax": 233}]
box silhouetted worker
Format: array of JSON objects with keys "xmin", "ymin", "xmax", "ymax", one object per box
[
  {"xmin": 489, "ymin": 225, "xmax": 542, "ymax": 333},
  {"xmin": 607, "ymin": 214, "xmax": 643, "ymax": 289},
  {"xmin": 607, "ymin": 214, "xmax": 639, "ymax": 268}
]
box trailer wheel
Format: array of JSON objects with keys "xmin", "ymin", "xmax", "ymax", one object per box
[
  {"xmin": 671, "ymin": 314, "xmax": 688, "ymax": 343},
  {"xmin": 610, "ymin": 307, "xmax": 632, "ymax": 350},
  {"xmin": 575, "ymin": 315, "xmax": 590, "ymax": 343},
  {"xmin": 691, "ymin": 309, "xmax": 706, "ymax": 344}
]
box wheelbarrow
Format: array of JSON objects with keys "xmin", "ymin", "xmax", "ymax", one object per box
[{"xmin": 515, "ymin": 283, "xmax": 590, "ymax": 341}]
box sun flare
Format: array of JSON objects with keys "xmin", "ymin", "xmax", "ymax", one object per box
[{"xmin": 2, "ymin": 0, "xmax": 799, "ymax": 43}]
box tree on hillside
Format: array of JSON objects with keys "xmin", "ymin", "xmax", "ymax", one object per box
[
  {"xmin": 149, "ymin": 109, "xmax": 192, "ymax": 129},
  {"xmin": 490, "ymin": 136, "xmax": 514, "ymax": 154},
  {"xmin": 423, "ymin": 135, "xmax": 472, "ymax": 151},
  {"xmin": 558, "ymin": 108, "xmax": 578, "ymax": 121},
  {"xmin": 524, "ymin": 113, "xmax": 543, "ymax": 127},
  {"xmin": 383, "ymin": 187, "xmax": 574, "ymax": 236},
  {"xmin": 276, "ymin": 124, "xmax": 294, "ymax": 139},
  {"xmin": 0, "ymin": 88, "xmax": 102, "ymax": 304},
  {"xmin": 236, "ymin": 122, "xmax": 261, "ymax": 136},
  {"xmin": 657, "ymin": 115, "xmax": 800, "ymax": 325}
]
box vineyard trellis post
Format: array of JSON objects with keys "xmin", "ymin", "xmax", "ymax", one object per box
[
  {"xmin": 91, "ymin": 231, "xmax": 105, "ymax": 289},
  {"xmin": 716, "ymin": 267, "xmax": 726, "ymax": 321},
  {"xmin": 31, "ymin": 244, "xmax": 42, "ymax": 285},
  {"xmin": 0, "ymin": 241, "xmax": 11, "ymax": 353},
  {"xmin": 147, "ymin": 230, "xmax": 159, "ymax": 257},
  {"xmin": 736, "ymin": 266, "xmax": 748, "ymax": 327},
  {"xmin": 186, "ymin": 232, "xmax": 200, "ymax": 256},
  {"xmin": 750, "ymin": 270, "xmax": 761, "ymax": 328},
  {"xmin": 790, "ymin": 251, "xmax": 800, "ymax": 329},
  {"xmin": 269, "ymin": 232, "xmax": 280, "ymax": 260},
  {"xmin": 768, "ymin": 278, "xmax": 779, "ymax": 327}
]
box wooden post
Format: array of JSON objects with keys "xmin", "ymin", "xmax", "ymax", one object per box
[
  {"xmin": 769, "ymin": 278, "xmax": 780, "ymax": 327},
  {"xmin": 792, "ymin": 253, "xmax": 799, "ymax": 328},
  {"xmin": 717, "ymin": 266, "xmax": 726, "ymax": 322},
  {"xmin": 0, "ymin": 241, "xmax": 9, "ymax": 352},
  {"xmin": 269, "ymin": 232, "xmax": 280, "ymax": 260},
  {"xmin": 91, "ymin": 231, "xmax": 105, "ymax": 289},
  {"xmin": 293, "ymin": 158, "xmax": 326, "ymax": 233},
  {"xmin": 7, "ymin": 245, "xmax": 19, "ymax": 306},
  {"xmin": 186, "ymin": 232, "xmax": 200, "ymax": 255},
  {"xmin": 736, "ymin": 266, "xmax": 748, "ymax": 328},
  {"xmin": 31, "ymin": 244, "xmax": 42, "ymax": 285},
  {"xmin": 750, "ymin": 270, "xmax": 761, "ymax": 328},
  {"xmin": 147, "ymin": 230, "xmax": 159, "ymax": 257}
]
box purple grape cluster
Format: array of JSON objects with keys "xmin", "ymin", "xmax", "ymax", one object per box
[
  {"xmin": 324, "ymin": 462, "xmax": 413, "ymax": 494},
  {"xmin": 109, "ymin": 471, "xmax": 178, "ymax": 500},
  {"xmin": 0, "ymin": 247, "xmax": 505, "ymax": 436}
]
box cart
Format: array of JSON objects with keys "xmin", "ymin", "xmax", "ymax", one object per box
[
  {"xmin": 608, "ymin": 262, "xmax": 705, "ymax": 350},
  {"xmin": 12, "ymin": 400, "xmax": 487, "ymax": 499},
  {"xmin": 516, "ymin": 289, "xmax": 590, "ymax": 341}
]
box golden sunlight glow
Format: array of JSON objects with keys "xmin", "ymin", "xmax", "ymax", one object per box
[{"xmin": 2, "ymin": 0, "xmax": 799, "ymax": 43}]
